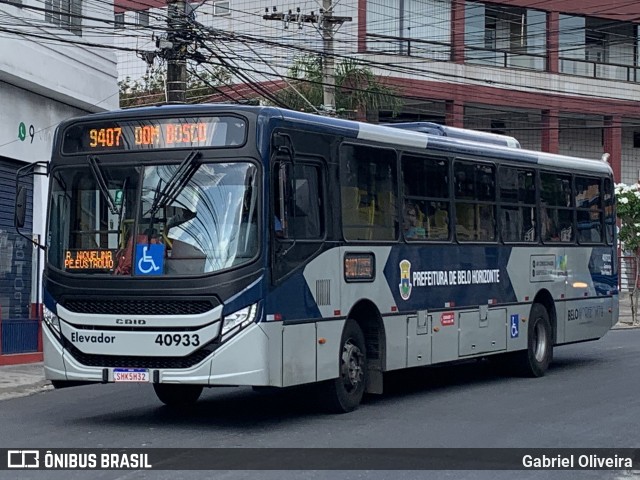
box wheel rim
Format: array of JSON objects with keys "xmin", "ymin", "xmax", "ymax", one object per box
[
  {"xmin": 533, "ymin": 320, "xmax": 548, "ymax": 363},
  {"xmin": 341, "ymin": 338, "xmax": 364, "ymax": 393}
]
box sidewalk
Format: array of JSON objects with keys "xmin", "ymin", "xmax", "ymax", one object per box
[
  {"xmin": 614, "ymin": 292, "xmax": 639, "ymax": 329},
  {"xmin": 0, "ymin": 299, "xmax": 638, "ymax": 402},
  {"xmin": 0, "ymin": 362, "xmax": 51, "ymax": 401}
]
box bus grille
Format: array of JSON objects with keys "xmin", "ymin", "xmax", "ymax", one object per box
[
  {"xmin": 63, "ymin": 340, "xmax": 217, "ymax": 369},
  {"xmin": 62, "ymin": 299, "xmax": 216, "ymax": 316}
]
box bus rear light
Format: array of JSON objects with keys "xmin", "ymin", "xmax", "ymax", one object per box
[
  {"xmin": 445, "ymin": 301, "xmax": 455, "ymax": 308},
  {"xmin": 333, "ymin": 310, "xmax": 341, "ymax": 316}
]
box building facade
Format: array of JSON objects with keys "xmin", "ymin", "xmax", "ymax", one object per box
[
  {"xmin": 113, "ymin": 0, "xmax": 640, "ymax": 185},
  {"xmin": 0, "ymin": 0, "xmax": 118, "ymax": 362}
]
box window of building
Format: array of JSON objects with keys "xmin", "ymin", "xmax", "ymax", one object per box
[
  {"xmin": 213, "ymin": 1, "xmax": 230, "ymax": 16},
  {"xmin": 465, "ymin": 2, "xmax": 546, "ymax": 71},
  {"xmin": 499, "ymin": 167, "xmax": 536, "ymax": 242},
  {"xmin": 136, "ymin": 10, "xmax": 149, "ymax": 27},
  {"xmin": 401, "ymin": 154, "xmax": 450, "ymax": 241},
  {"xmin": 340, "ymin": 144, "xmax": 398, "ymax": 241},
  {"xmin": 559, "ymin": 15, "xmax": 637, "ymax": 81},
  {"xmin": 45, "ymin": 0, "xmax": 82, "ymax": 35},
  {"xmin": 454, "ymin": 160, "xmax": 496, "ymax": 242},
  {"xmin": 114, "ymin": 12, "xmax": 124, "ymax": 29},
  {"xmin": 366, "ymin": 0, "xmax": 451, "ymax": 60}
]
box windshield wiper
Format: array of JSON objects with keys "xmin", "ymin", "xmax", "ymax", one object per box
[
  {"xmin": 146, "ymin": 150, "xmax": 202, "ymax": 218},
  {"xmin": 88, "ymin": 156, "xmax": 118, "ymax": 215}
]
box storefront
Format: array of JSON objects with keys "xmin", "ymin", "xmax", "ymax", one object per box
[{"xmin": 0, "ymin": 82, "xmax": 88, "ymax": 363}]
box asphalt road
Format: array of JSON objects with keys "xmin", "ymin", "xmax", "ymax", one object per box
[{"xmin": 1, "ymin": 329, "xmax": 639, "ymax": 480}]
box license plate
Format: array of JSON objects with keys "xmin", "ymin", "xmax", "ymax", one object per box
[{"xmin": 113, "ymin": 368, "xmax": 150, "ymax": 383}]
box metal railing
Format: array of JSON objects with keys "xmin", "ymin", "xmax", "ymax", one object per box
[
  {"xmin": 365, "ymin": 34, "xmax": 640, "ymax": 83},
  {"xmin": 365, "ymin": 33, "xmax": 451, "ymax": 60},
  {"xmin": 559, "ymin": 57, "xmax": 640, "ymax": 83}
]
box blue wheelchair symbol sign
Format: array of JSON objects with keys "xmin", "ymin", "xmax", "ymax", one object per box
[
  {"xmin": 135, "ymin": 244, "xmax": 164, "ymax": 275},
  {"xmin": 510, "ymin": 314, "xmax": 519, "ymax": 338}
]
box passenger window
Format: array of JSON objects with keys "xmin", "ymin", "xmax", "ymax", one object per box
[
  {"xmin": 340, "ymin": 144, "xmax": 398, "ymax": 241},
  {"xmin": 273, "ymin": 161, "xmax": 323, "ymax": 240},
  {"xmin": 604, "ymin": 178, "xmax": 615, "ymax": 244},
  {"xmin": 454, "ymin": 161, "xmax": 496, "ymax": 242},
  {"xmin": 575, "ymin": 176, "xmax": 603, "ymax": 244},
  {"xmin": 540, "ymin": 172, "xmax": 573, "ymax": 243},
  {"xmin": 499, "ymin": 167, "xmax": 536, "ymax": 243},
  {"xmin": 401, "ymin": 155, "xmax": 449, "ymax": 241}
]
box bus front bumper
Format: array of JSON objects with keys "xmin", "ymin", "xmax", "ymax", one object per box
[{"xmin": 43, "ymin": 322, "xmax": 281, "ymax": 387}]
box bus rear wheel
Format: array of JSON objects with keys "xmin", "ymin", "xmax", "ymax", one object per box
[
  {"xmin": 515, "ymin": 303, "xmax": 553, "ymax": 377},
  {"xmin": 319, "ymin": 319, "xmax": 367, "ymax": 413},
  {"xmin": 153, "ymin": 384, "xmax": 203, "ymax": 407}
]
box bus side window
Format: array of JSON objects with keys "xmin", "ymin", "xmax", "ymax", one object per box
[
  {"xmin": 541, "ymin": 172, "xmax": 574, "ymax": 243},
  {"xmin": 454, "ymin": 160, "xmax": 496, "ymax": 242},
  {"xmin": 272, "ymin": 161, "xmax": 323, "ymax": 240},
  {"xmin": 575, "ymin": 176, "xmax": 603, "ymax": 244},
  {"xmin": 340, "ymin": 144, "xmax": 398, "ymax": 241},
  {"xmin": 401, "ymin": 154, "xmax": 449, "ymax": 241},
  {"xmin": 499, "ymin": 167, "xmax": 536, "ymax": 243},
  {"xmin": 273, "ymin": 161, "xmax": 288, "ymax": 238}
]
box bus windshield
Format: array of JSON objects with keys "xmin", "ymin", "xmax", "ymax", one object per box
[{"xmin": 48, "ymin": 160, "xmax": 259, "ymax": 276}]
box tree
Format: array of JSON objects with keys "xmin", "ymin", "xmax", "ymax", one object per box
[
  {"xmin": 615, "ymin": 182, "xmax": 640, "ymax": 325},
  {"xmin": 118, "ymin": 65, "xmax": 230, "ymax": 108},
  {"xmin": 273, "ymin": 55, "xmax": 402, "ymax": 120}
]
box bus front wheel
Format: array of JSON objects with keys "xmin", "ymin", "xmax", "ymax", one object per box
[
  {"xmin": 319, "ymin": 319, "xmax": 367, "ymax": 413},
  {"xmin": 515, "ymin": 303, "xmax": 553, "ymax": 377},
  {"xmin": 153, "ymin": 384, "xmax": 203, "ymax": 407}
]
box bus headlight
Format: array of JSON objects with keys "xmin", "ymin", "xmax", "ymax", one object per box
[
  {"xmin": 221, "ymin": 303, "xmax": 258, "ymax": 341},
  {"xmin": 43, "ymin": 305, "xmax": 61, "ymax": 335}
]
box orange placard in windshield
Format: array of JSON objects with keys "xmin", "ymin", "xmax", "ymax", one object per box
[{"xmin": 64, "ymin": 250, "xmax": 115, "ymax": 271}]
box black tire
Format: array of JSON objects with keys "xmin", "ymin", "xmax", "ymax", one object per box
[
  {"xmin": 153, "ymin": 384, "xmax": 203, "ymax": 407},
  {"xmin": 318, "ymin": 319, "xmax": 367, "ymax": 413},
  {"xmin": 514, "ymin": 303, "xmax": 553, "ymax": 377}
]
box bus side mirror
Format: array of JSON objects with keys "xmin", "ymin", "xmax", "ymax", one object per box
[{"xmin": 15, "ymin": 186, "xmax": 27, "ymax": 229}]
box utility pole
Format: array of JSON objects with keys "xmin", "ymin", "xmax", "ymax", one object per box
[
  {"xmin": 264, "ymin": 2, "xmax": 351, "ymax": 114},
  {"xmin": 166, "ymin": 0, "xmax": 187, "ymax": 104},
  {"xmin": 320, "ymin": 0, "xmax": 336, "ymax": 113}
]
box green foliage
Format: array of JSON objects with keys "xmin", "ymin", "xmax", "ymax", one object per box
[
  {"xmin": 615, "ymin": 183, "xmax": 640, "ymax": 252},
  {"xmin": 273, "ymin": 55, "xmax": 403, "ymax": 118},
  {"xmin": 118, "ymin": 66, "xmax": 230, "ymax": 108}
]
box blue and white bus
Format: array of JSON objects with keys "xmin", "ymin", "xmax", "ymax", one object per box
[{"xmin": 15, "ymin": 105, "xmax": 618, "ymax": 412}]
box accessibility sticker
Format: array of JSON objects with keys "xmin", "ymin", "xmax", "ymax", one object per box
[{"xmin": 135, "ymin": 244, "xmax": 164, "ymax": 275}]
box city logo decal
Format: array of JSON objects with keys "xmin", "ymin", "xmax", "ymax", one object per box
[{"xmin": 399, "ymin": 259, "xmax": 412, "ymax": 300}]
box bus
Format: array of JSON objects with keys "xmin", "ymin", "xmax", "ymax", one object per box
[{"xmin": 15, "ymin": 105, "xmax": 618, "ymax": 413}]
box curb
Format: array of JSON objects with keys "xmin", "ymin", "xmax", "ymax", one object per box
[
  {"xmin": 613, "ymin": 322, "xmax": 640, "ymax": 330},
  {"xmin": 0, "ymin": 380, "xmax": 52, "ymax": 401}
]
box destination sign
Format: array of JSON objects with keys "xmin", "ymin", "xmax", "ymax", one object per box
[
  {"xmin": 62, "ymin": 116, "xmax": 246, "ymax": 153},
  {"xmin": 64, "ymin": 250, "xmax": 115, "ymax": 271}
]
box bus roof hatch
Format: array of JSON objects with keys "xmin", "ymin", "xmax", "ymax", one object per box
[{"xmin": 383, "ymin": 122, "xmax": 521, "ymax": 149}]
